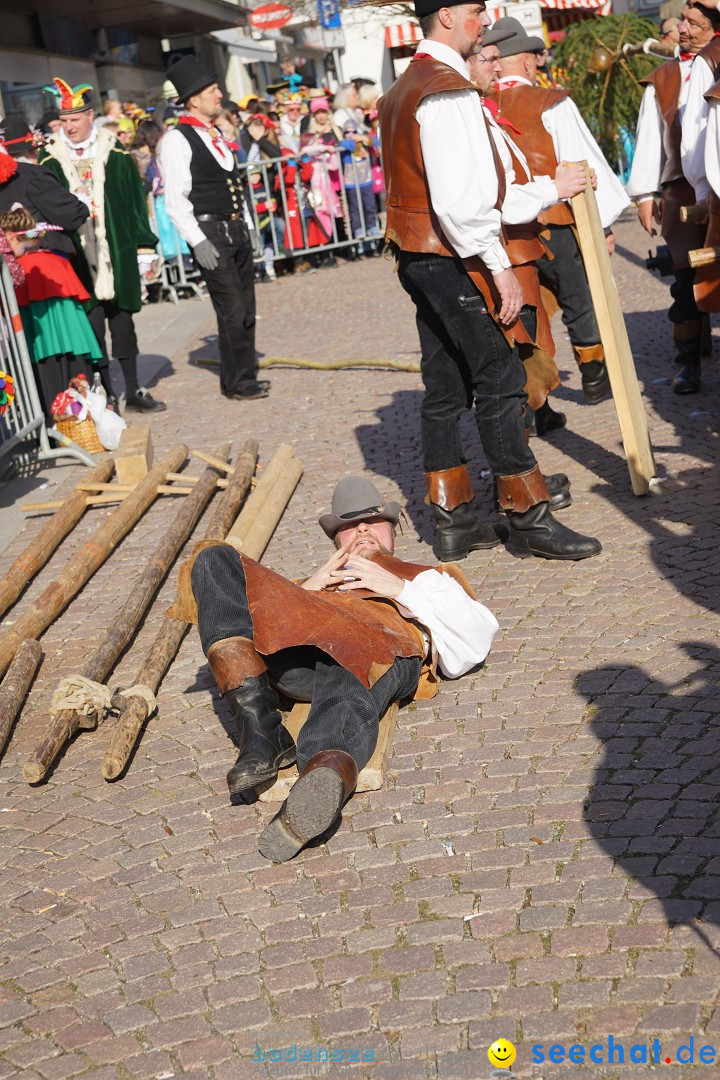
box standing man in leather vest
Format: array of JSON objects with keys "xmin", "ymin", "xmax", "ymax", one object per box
[
  {"xmin": 179, "ymin": 477, "xmax": 499, "ymax": 861},
  {"xmin": 485, "ymin": 17, "xmax": 629, "ymax": 424},
  {"xmin": 162, "ymin": 57, "xmax": 269, "ymax": 401},
  {"xmin": 378, "ymin": 1, "xmax": 601, "ymax": 563},
  {"xmin": 695, "ymin": 74, "xmax": 720, "ymax": 312},
  {"xmin": 627, "ymin": 4, "xmax": 717, "ymax": 395}
]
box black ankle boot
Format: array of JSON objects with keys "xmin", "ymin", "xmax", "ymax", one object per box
[
  {"xmin": 672, "ymin": 357, "xmax": 701, "ymax": 394},
  {"xmin": 580, "ymin": 359, "xmax": 611, "ymax": 403},
  {"xmin": 431, "ymin": 502, "xmax": 500, "ymax": 562},
  {"xmin": 533, "ymin": 400, "xmax": 567, "ymax": 437},
  {"xmin": 506, "ymin": 502, "xmax": 601, "ymax": 561},
  {"xmin": 224, "ymin": 673, "xmax": 296, "ymax": 797}
]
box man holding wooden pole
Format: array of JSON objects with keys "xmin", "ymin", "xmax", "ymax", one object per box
[{"xmin": 175, "ymin": 477, "xmax": 499, "ymax": 863}]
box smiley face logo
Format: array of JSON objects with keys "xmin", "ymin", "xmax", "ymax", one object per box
[{"xmin": 488, "ymin": 1038, "xmax": 517, "ymax": 1069}]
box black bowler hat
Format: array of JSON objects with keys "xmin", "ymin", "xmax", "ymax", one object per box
[
  {"xmin": 413, "ymin": 0, "xmax": 469, "ymax": 18},
  {"xmin": 165, "ymin": 56, "xmax": 217, "ymax": 104}
]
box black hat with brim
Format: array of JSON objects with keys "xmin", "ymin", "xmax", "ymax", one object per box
[
  {"xmin": 166, "ymin": 56, "xmax": 217, "ymax": 104},
  {"xmin": 1, "ymin": 115, "xmax": 34, "ymax": 156},
  {"xmin": 413, "ymin": 0, "xmax": 468, "ymax": 18},
  {"xmin": 482, "ymin": 16, "xmax": 546, "ymax": 57}
]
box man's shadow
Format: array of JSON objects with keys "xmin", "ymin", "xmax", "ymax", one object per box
[{"xmin": 578, "ymin": 641, "xmax": 720, "ymax": 948}]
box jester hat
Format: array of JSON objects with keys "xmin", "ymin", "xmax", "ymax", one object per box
[{"xmin": 44, "ymin": 78, "xmax": 94, "ymax": 115}]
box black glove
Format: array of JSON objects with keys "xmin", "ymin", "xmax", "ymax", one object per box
[{"xmin": 194, "ymin": 238, "xmax": 220, "ymax": 271}]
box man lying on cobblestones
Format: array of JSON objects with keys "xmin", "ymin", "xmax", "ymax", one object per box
[{"xmin": 174, "ymin": 477, "xmax": 498, "ymax": 862}]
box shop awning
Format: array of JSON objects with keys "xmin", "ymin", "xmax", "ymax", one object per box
[
  {"xmin": 385, "ymin": 22, "xmax": 422, "ymax": 48},
  {"xmin": 212, "ymin": 28, "xmax": 278, "ymax": 62},
  {"xmin": 0, "ymin": 0, "xmax": 247, "ymax": 37},
  {"xmin": 542, "ymin": 0, "xmax": 612, "ymax": 12}
]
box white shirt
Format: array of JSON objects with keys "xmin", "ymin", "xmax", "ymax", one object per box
[
  {"xmin": 415, "ymin": 38, "xmax": 559, "ymax": 275},
  {"xmin": 627, "ymin": 58, "xmax": 694, "ymax": 202},
  {"xmin": 496, "ymin": 76, "xmax": 630, "ymax": 228},
  {"xmin": 160, "ymin": 120, "xmax": 236, "ymax": 249},
  {"xmin": 681, "ymin": 52, "xmax": 716, "ymax": 201},
  {"xmin": 705, "ymin": 97, "xmax": 720, "ymax": 198},
  {"xmin": 395, "ymin": 570, "xmax": 499, "ymax": 679}
]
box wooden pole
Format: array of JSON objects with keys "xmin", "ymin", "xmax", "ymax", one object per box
[
  {"xmin": 0, "ymin": 461, "xmax": 114, "ymax": 621},
  {"xmin": 0, "ymin": 640, "xmax": 42, "ymax": 759},
  {"xmin": 0, "ymin": 445, "xmax": 188, "ymax": 684},
  {"xmin": 571, "ymin": 163, "xmax": 657, "ymax": 495},
  {"xmin": 101, "ymin": 439, "xmax": 260, "ymax": 780},
  {"xmin": 242, "ymin": 458, "xmax": 304, "ymax": 562},
  {"xmin": 680, "ymin": 205, "xmax": 708, "ymax": 224},
  {"xmin": 23, "ymin": 445, "xmax": 227, "ymax": 785},
  {"xmin": 23, "ymin": 485, "xmax": 193, "ymax": 512},
  {"xmin": 225, "ymin": 443, "xmax": 296, "ymax": 552},
  {"xmin": 689, "ymin": 246, "xmax": 720, "ymax": 269}
]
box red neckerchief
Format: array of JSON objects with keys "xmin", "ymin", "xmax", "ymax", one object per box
[
  {"xmin": 178, "ymin": 114, "xmax": 239, "ymax": 153},
  {"xmin": 679, "ymin": 50, "xmax": 693, "ymax": 61},
  {"xmin": 482, "ymin": 97, "xmax": 522, "ymax": 135},
  {"xmin": 496, "ymin": 78, "xmax": 526, "ymax": 89},
  {"xmin": 412, "ymin": 51, "xmax": 432, "ymax": 60}
]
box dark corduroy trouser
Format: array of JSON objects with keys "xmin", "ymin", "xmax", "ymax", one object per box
[{"xmin": 191, "ymin": 545, "xmax": 422, "ymax": 771}]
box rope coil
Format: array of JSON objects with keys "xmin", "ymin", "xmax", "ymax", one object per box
[
  {"xmin": 51, "ymin": 676, "xmax": 112, "ymax": 717},
  {"xmin": 115, "ymin": 684, "xmax": 157, "ymax": 714}
]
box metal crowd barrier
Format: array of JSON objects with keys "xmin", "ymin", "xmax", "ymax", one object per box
[
  {"xmin": 238, "ymin": 149, "xmax": 385, "ymax": 264},
  {"xmin": 0, "ymin": 256, "xmax": 95, "ymax": 473}
]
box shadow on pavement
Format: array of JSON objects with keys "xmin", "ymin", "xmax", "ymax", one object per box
[{"xmin": 578, "ymin": 642, "xmax": 720, "ymax": 947}]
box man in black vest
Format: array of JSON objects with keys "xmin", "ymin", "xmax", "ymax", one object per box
[{"xmin": 162, "ymin": 57, "xmax": 269, "ymax": 400}]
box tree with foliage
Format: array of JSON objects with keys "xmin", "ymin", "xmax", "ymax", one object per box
[{"xmin": 553, "ymin": 14, "xmax": 664, "ymax": 163}]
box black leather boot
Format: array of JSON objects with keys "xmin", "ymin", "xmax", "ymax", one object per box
[
  {"xmin": 672, "ymin": 323, "xmax": 702, "ymax": 395},
  {"xmin": 532, "ymin": 400, "xmax": 567, "ymax": 436},
  {"xmin": 574, "ymin": 344, "xmax": 610, "ymax": 404},
  {"xmin": 507, "ymin": 502, "xmax": 601, "ymax": 561},
  {"xmin": 224, "ymin": 673, "xmax": 297, "ymax": 797},
  {"xmin": 496, "ymin": 473, "xmax": 571, "ymax": 513},
  {"xmin": 207, "ymin": 636, "xmax": 296, "ymax": 798},
  {"xmin": 425, "ymin": 465, "xmax": 500, "ymax": 562}
]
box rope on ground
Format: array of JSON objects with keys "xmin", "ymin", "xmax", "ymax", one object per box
[
  {"xmin": 115, "ymin": 684, "xmax": 157, "ymax": 714},
  {"xmin": 51, "ymin": 676, "xmax": 112, "ymax": 718},
  {"xmin": 193, "ymin": 355, "xmax": 420, "ymax": 373}
]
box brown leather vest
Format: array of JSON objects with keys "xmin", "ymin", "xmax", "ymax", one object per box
[
  {"xmin": 699, "ymin": 35, "xmax": 720, "ymax": 79},
  {"xmin": 379, "ymin": 55, "xmax": 535, "ymax": 348},
  {"xmin": 168, "ymin": 542, "xmax": 477, "ymax": 699},
  {"xmin": 706, "ymin": 75, "xmax": 720, "ymax": 102},
  {"xmin": 640, "ymin": 60, "xmax": 683, "ymax": 186},
  {"xmin": 493, "ymin": 84, "xmax": 574, "ymax": 227}
]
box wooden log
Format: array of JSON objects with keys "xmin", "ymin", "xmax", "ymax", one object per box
[
  {"xmin": 680, "ymin": 204, "xmax": 708, "ymax": 224},
  {"xmin": 23, "ymin": 445, "xmax": 227, "ymax": 785},
  {"xmin": 0, "ymin": 445, "xmax": 188, "ymax": 686},
  {"xmin": 241, "ymin": 458, "xmax": 303, "ymax": 562},
  {"xmin": 225, "ymin": 443, "xmax": 296, "ymax": 552},
  {"xmin": 571, "ymin": 163, "xmax": 657, "ymax": 495},
  {"xmin": 0, "ymin": 461, "xmax": 114, "ymax": 621},
  {"xmin": 101, "ymin": 440, "xmax": 259, "ymax": 780},
  {"xmin": 689, "ymin": 246, "xmax": 720, "ymax": 269},
  {"xmin": 115, "ymin": 423, "xmax": 153, "ymax": 485},
  {"xmin": 0, "ymin": 640, "xmax": 43, "ymax": 759}
]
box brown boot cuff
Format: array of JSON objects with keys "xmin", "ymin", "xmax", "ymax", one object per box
[
  {"xmin": 300, "ymin": 750, "xmax": 358, "ymax": 798},
  {"xmin": 673, "ymin": 319, "xmax": 704, "ymax": 342},
  {"xmin": 207, "ymin": 636, "xmax": 267, "ymax": 694},
  {"xmin": 496, "ymin": 464, "xmax": 550, "ymax": 513},
  {"xmin": 424, "ymin": 465, "xmax": 474, "ymax": 511},
  {"xmin": 573, "ymin": 343, "xmax": 605, "ymax": 365}
]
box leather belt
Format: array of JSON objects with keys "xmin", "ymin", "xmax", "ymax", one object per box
[{"xmin": 197, "ymin": 212, "xmax": 244, "ymax": 222}]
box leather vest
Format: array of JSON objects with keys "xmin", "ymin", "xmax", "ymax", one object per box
[
  {"xmin": 168, "ymin": 542, "xmax": 477, "ymax": 699},
  {"xmin": 699, "ymin": 35, "xmax": 720, "ymax": 80},
  {"xmin": 378, "ymin": 54, "xmax": 535, "ymax": 347},
  {"xmin": 493, "ymin": 84, "xmax": 574, "ymax": 227},
  {"xmin": 176, "ymin": 124, "xmax": 245, "ymax": 216},
  {"xmin": 640, "ymin": 61, "xmax": 683, "ymax": 186}
]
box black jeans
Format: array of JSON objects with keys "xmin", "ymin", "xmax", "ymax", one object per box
[
  {"xmin": 87, "ymin": 302, "xmax": 140, "ymax": 397},
  {"xmin": 537, "ymin": 224, "xmax": 600, "ymax": 348},
  {"xmin": 198, "ymin": 219, "xmax": 258, "ymax": 396},
  {"xmin": 397, "ymin": 251, "xmax": 537, "ymax": 477},
  {"xmin": 191, "ymin": 545, "xmax": 422, "ymax": 771}
]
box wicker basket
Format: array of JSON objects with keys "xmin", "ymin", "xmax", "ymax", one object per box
[{"xmin": 54, "ymin": 415, "xmax": 104, "ymax": 453}]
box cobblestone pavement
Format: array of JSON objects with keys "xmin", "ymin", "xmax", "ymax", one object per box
[{"xmin": 0, "ymin": 214, "xmax": 719, "ymax": 1080}]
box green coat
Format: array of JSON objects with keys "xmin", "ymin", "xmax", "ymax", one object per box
[{"xmin": 39, "ymin": 138, "xmax": 157, "ymax": 314}]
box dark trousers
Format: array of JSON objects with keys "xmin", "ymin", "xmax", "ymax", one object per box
[
  {"xmin": 87, "ymin": 301, "xmax": 140, "ymax": 397},
  {"xmin": 537, "ymin": 224, "xmax": 600, "ymax": 348},
  {"xmin": 669, "ymin": 266, "xmax": 702, "ymax": 326},
  {"xmin": 192, "ymin": 545, "xmax": 422, "ymax": 771},
  {"xmin": 397, "ymin": 251, "xmax": 537, "ymax": 477},
  {"xmin": 346, "ymin": 184, "xmax": 377, "ymax": 237},
  {"xmin": 198, "ymin": 219, "xmax": 258, "ymax": 396}
]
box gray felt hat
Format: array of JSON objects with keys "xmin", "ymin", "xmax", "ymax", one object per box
[
  {"xmin": 483, "ymin": 17, "xmax": 546, "ymax": 57},
  {"xmin": 319, "ymin": 477, "xmax": 401, "ymax": 539}
]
